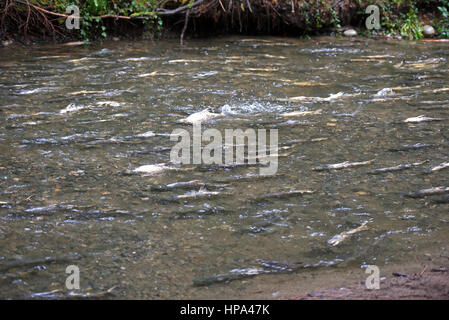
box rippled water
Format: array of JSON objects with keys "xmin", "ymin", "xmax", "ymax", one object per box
[{"xmin": 0, "ymin": 37, "xmax": 448, "ymax": 299}]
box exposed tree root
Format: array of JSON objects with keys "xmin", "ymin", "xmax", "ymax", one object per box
[{"xmin": 0, "ymin": 0, "xmax": 438, "ymax": 42}]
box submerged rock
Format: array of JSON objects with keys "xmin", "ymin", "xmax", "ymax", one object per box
[{"xmin": 1, "ymin": 40, "xmax": 13, "ymax": 46}]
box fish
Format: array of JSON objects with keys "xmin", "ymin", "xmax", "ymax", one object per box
[
  {"xmin": 279, "ymin": 92, "xmax": 345, "ymax": 102},
  {"xmin": 96, "ymin": 101, "xmax": 121, "ymax": 107},
  {"xmin": 350, "ymin": 58, "xmax": 388, "ymax": 62},
  {"xmin": 63, "ymin": 41, "xmax": 85, "ymax": 46},
  {"xmin": 132, "ymin": 163, "xmax": 174, "ymax": 175},
  {"xmin": 422, "ymin": 39, "xmax": 449, "ymax": 42},
  {"xmin": 193, "ymin": 267, "xmax": 264, "ymax": 286},
  {"xmin": 169, "ymin": 206, "xmax": 233, "ymax": 219},
  {"xmin": 179, "ymin": 109, "xmax": 222, "ymax": 124},
  {"xmin": 135, "ymin": 131, "xmax": 156, "ymax": 138},
  {"xmin": 281, "ymin": 138, "xmax": 328, "ymax": 146},
  {"xmin": 59, "ymin": 103, "xmax": 89, "ymax": 114},
  {"xmin": 212, "ymin": 173, "xmax": 285, "ymax": 184},
  {"xmin": 150, "ymin": 180, "xmax": 204, "ymax": 192},
  {"xmin": 394, "ymin": 58, "xmax": 445, "ymax": 70},
  {"xmin": 250, "ymin": 189, "xmax": 315, "ymax": 202},
  {"xmin": 161, "ymin": 187, "xmax": 231, "ymax": 203},
  {"xmin": 245, "ymin": 67, "xmax": 279, "ymax": 72},
  {"xmin": 137, "ymin": 71, "xmax": 178, "ymax": 77},
  {"xmin": 0, "ymin": 254, "xmax": 82, "ymax": 272},
  {"xmin": 192, "ymin": 260, "xmax": 307, "ymax": 286},
  {"xmin": 84, "ymin": 137, "xmax": 122, "ymax": 147},
  {"xmin": 430, "ymin": 162, "xmax": 449, "ymax": 172},
  {"xmin": 404, "ymin": 115, "xmax": 443, "ymax": 123},
  {"xmin": 240, "ymin": 72, "xmax": 273, "ymax": 77},
  {"xmin": 373, "ymin": 88, "xmax": 394, "ymax": 97},
  {"xmin": 328, "ymin": 221, "xmax": 372, "ymax": 246},
  {"xmin": 154, "ymin": 180, "xmax": 229, "ymax": 192},
  {"xmin": 68, "ymin": 57, "xmax": 95, "ymax": 63},
  {"xmin": 256, "ymin": 260, "xmax": 303, "ymax": 272},
  {"xmin": 291, "ymin": 81, "xmax": 329, "ymax": 86},
  {"xmin": 313, "ymin": 160, "xmax": 375, "ymax": 171},
  {"xmin": 123, "ymin": 57, "xmax": 151, "ymax": 62},
  {"xmin": 69, "ymin": 90, "xmax": 106, "ymax": 95},
  {"xmin": 29, "ymin": 286, "xmax": 116, "ymax": 299},
  {"xmin": 259, "ymin": 54, "xmax": 287, "ymax": 59},
  {"xmin": 371, "ymin": 96, "xmax": 414, "ymax": 103},
  {"xmin": 173, "ymin": 188, "xmax": 225, "ymax": 200},
  {"xmin": 406, "ymin": 186, "xmax": 449, "ymax": 198},
  {"xmin": 239, "ymin": 39, "xmax": 275, "ymax": 42},
  {"xmin": 369, "ymin": 160, "xmax": 428, "ymax": 174},
  {"xmin": 273, "ymin": 120, "xmax": 316, "ymax": 127},
  {"xmin": 168, "ymin": 59, "xmax": 206, "ymax": 64},
  {"xmin": 388, "ymin": 143, "xmax": 434, "ymax": 152},
  {"xmin": 423, "ymin": 87, "xmax": 449, "ymax": 94},
  {"xmin": 281, "ymin": 109, "xmax": 323, "ymax": 117},
  {"xmin": 390, "ymin": 84, "xmax": 426, "ymax": 91},
  {"xmin": 362, "ymin": 55, "xmax": 394, "ymax": 59}
]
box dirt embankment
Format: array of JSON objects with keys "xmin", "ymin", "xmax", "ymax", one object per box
[
  {"xmin": 0, "ymin": 0, "xmax": 445, "ymax": 44},
  {"xmin": 291, "ymin": 255, "xmax": 449, "ymax": 300}
]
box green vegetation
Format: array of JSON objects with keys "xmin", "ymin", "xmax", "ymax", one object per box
[
  {"xmin": 0, "ymin": 1, "xmax": 447, "ymax": 42},
  {"xmin": 436, "ymin": 0, "xmax": 449, "ymax": 38},
  {"xmin": 78, "ymin": 0, "xmax": 162, "ymax": 41},
  {"xmin": 400, "ymin": 6, "xmax": 423, "ymax": 40},
  {"xmin": 378, "ymin": 1, "xmax": 425, "ymax": 40},
  {"xmin": 1, "ymin": 0, "xmax": 170, "ymax": 42}
]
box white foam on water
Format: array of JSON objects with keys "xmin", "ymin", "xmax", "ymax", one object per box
[{"xmin": 221, "ymin": 101, "xmax": 287, "ymax": 115}]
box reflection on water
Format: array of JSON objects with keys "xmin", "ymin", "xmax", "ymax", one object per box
[{"xmin": 0, "ymin": 37, "xmax": 448, "ymax": 299}]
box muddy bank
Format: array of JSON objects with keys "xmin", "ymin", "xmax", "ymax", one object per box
[{"xmin": 290, "ymin": 255, "xmax": 449, "ymax": 300}]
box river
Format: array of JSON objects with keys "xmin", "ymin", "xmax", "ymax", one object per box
[{"xmin": 0, "ymin": 36, "xmax": 448, "ymax": 299}]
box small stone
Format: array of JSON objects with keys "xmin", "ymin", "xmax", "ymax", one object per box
[
  {"xmin": 112, "ymin": 37, "xmax": 120, "ymax": 41},
  {"xmin": 423, "ymin": 25, "xmax": 435, "ymax": 37},
  {"xmin": 344, "ymin": 29, "xmax": 357, "ymax": 37}
]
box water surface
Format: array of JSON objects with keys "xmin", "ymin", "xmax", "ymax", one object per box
[{"xmin": 0, "ymin": 37, "xmax": 448, "ymax": 298}]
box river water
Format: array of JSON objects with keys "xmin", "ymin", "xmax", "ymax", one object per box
[{"xmin": 0, "ymin": 37, "xmax": 448, "ymax": 299}]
